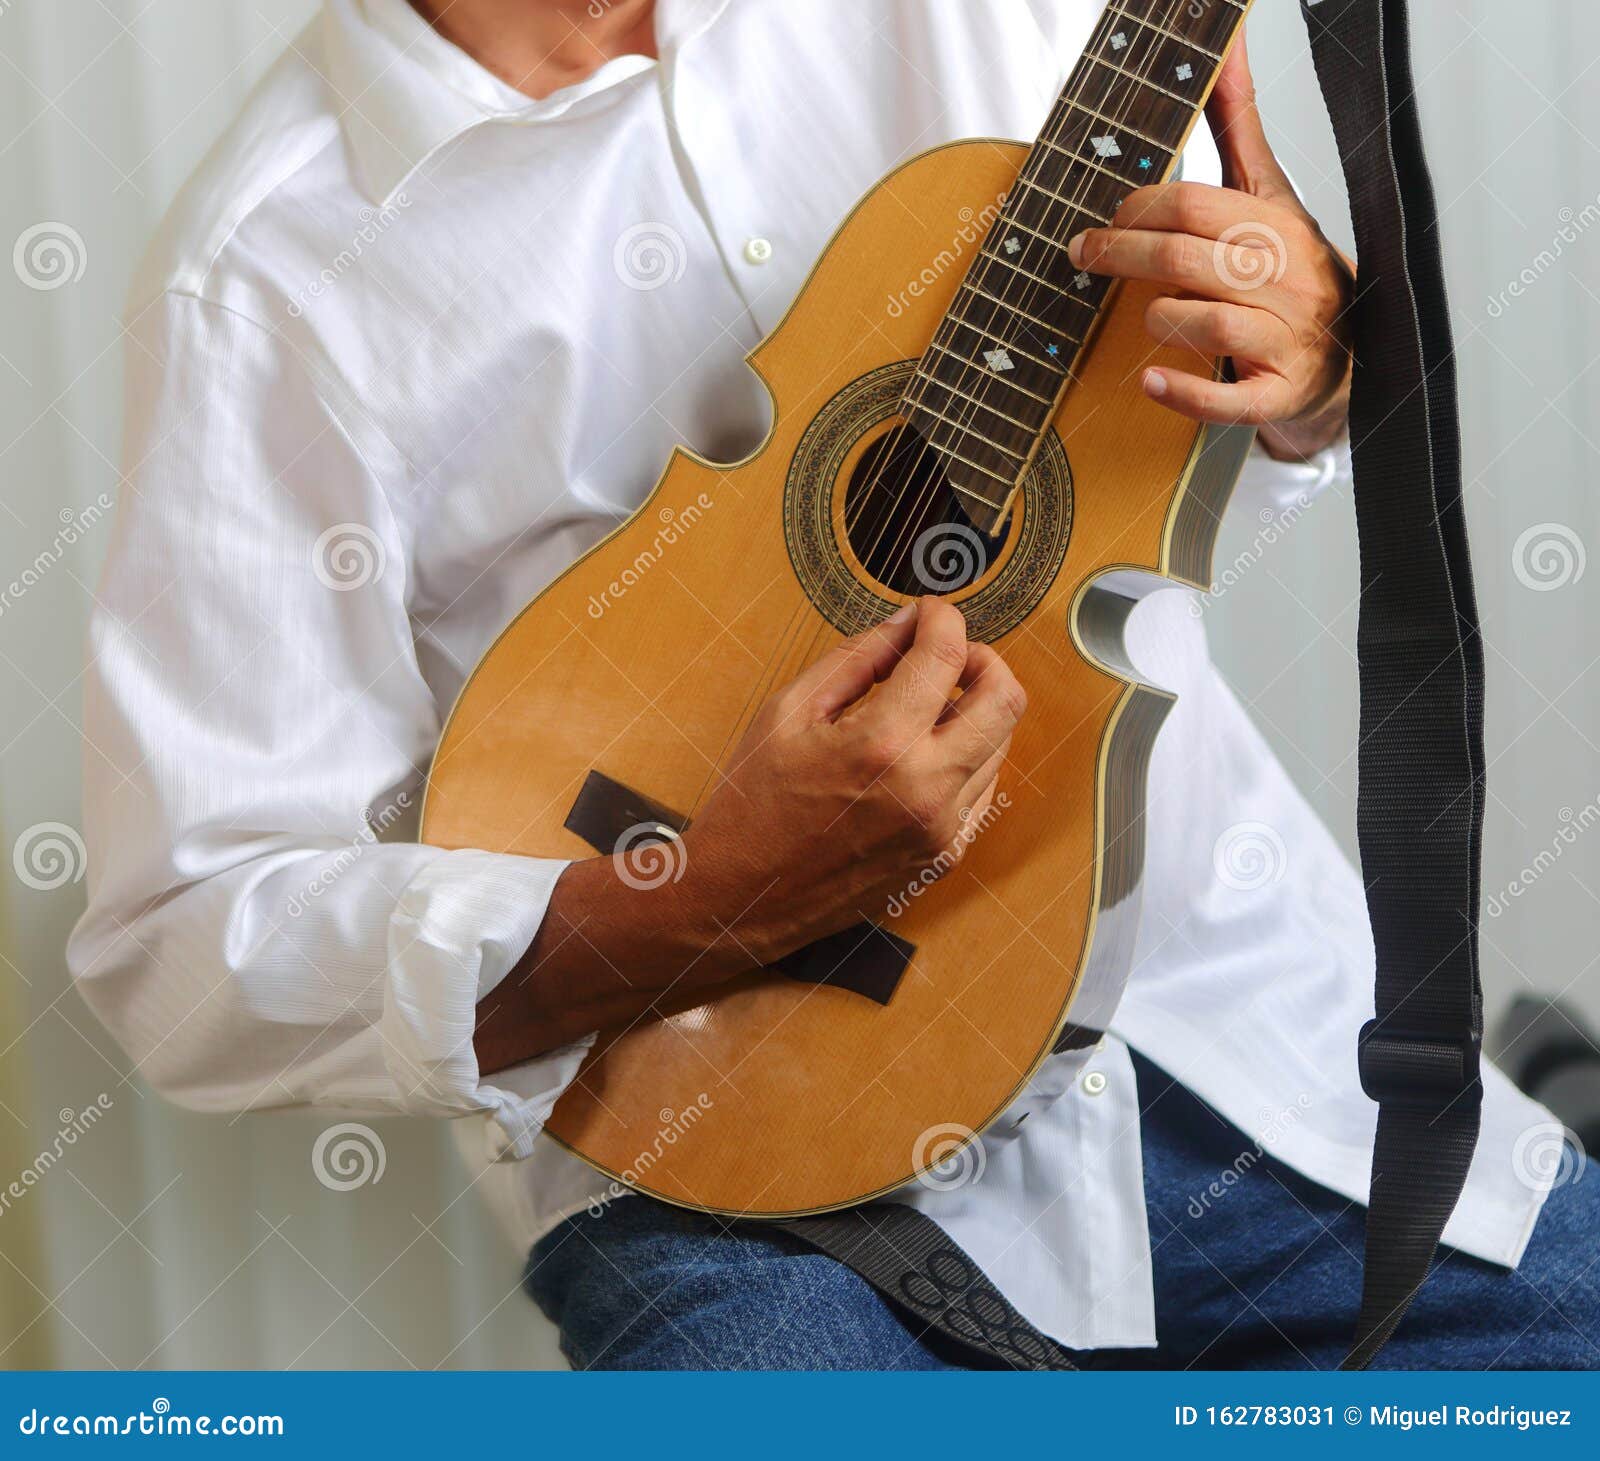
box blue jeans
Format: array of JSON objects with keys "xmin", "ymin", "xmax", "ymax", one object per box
[{"xmin": 525, "ymin": 1053, "xmax": 1599, "ymax": 1370}]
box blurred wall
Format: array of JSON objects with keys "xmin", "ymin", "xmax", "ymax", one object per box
[{"xmin": 1, "ymin": 0, "xmax": 1596, "ymax": 1369}]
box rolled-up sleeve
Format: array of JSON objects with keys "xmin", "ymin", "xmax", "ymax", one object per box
[{"xmin": 67, "ymin": 291, "xmax": 588, "ymax": 1161}]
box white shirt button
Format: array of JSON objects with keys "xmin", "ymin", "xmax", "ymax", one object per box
[
  {"xmin": 743, "ymin": 236, "xmax": 773, "ymax": 265},
  {"xmin": 1082, "ymin": 1070, "xmax": 1108, "ymax": 1097}
]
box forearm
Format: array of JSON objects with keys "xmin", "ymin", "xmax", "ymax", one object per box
[{"xmin": 471, "ymin": 853, "xmax": 756, "ymax": 1074}]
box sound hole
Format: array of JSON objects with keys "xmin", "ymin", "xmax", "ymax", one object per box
[{"xmin": 841, "ymin": 424, "xmax": 997, "ymax": 597}]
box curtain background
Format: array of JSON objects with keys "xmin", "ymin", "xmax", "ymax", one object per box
[{"xmin": 2, "ymin": 0, "xmax": 1596, "ymax": 1369}]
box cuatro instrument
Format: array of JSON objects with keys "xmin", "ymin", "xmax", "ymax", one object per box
[{"xmin": 422, "ymin": 0, "xmax": 1258, "ymax": 1214}]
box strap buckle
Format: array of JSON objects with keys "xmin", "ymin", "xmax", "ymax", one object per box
[{"xmin": 1357, "ymin": 1020, "xmax": 1482, "ymax": 1107}]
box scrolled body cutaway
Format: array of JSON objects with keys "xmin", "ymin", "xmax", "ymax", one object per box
[{"xmin": 420, "ymin": 139, "xmax": 1252, "ymax": 1216}]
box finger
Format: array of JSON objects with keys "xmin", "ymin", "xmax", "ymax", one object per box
[
  {"xmin": 783, "ymin": 599, "xmax": 918, "ymax": 721},
  {"xmin": 876, "ymin": 596, "xmax": 972, "ymax": 729},
  {"xmin": 936, "ymin": 642, "xmax": 1027, "ymax": 770},
  {"xmin": 1141, "ymin": 367, "xmax": 1293, "ymax": 428},
  {"xmin": 1144, "ymin": 296, "xmax": 1294, "ymax": 366},
  {"xmin": 1112, "ymin": 181, "xmax": 1306, "ymax": 249},
  {"xmin": 1206, "ymin": 30, "xmax": 1295, "ymax": 202},
  {"xmin": 1069, "ymin": 227, "xmax": 1291, "ymax": 311},
  {"xmin": 955, "ymin": 741, "xmax": 1009, "ymax": 819}
]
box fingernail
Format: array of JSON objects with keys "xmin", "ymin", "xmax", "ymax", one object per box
[
  {"xmin": 888, "ymin": 601, "xmax": 917, "ymax": 624},
  {"xmin": 1143, "ymin": 369, "xmax": 1167, "ymax": 399},
  {"xmin": 1068, "ymin": 233, "xmax": 1087, "ymax": 267}
]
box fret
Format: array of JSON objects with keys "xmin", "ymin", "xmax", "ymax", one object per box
[
  {"xmin": 901, "ymin": 421, "xmax": 1017, "ymax": 489},
  {"xmin": 1012, "ymin": 170, "xmax": 1130, "ymax": 235},
  {"xmin": 1092, "ymin": 54, "xmax": 1190, "ymax": 107},
  {"xmin": 897, "ymin": 0, "xmax": 1252, "ymax": 535},
  {"xmin": 1072, "ymin": 60, "xmax": 1195, "ymax": 143},
  {"xmin": 995, "ymin": 213, "xmax": 1089, "ymax": 254},
  {"xmin": 900, "ymin": 396, "xmax": 1030, "ymax": 461},
  {"xmin": 940, "ymin": 314, "xmax": 1074, "ymax": 377},
  {"xmin": 957, "ymin": 278, "xmax": 1080, "ymax": 338},
  {"xmin": 975, "ymin": 247, "xmax": 1098, "ymax": 313},
  {"xmin": 907, "ymin": 372, "xmax": 1039, "ymax": 433},
  {"xmin": 925, "ymin": 342, "xmax": 1056, "ymax": 406},
  {"xmin": 1034, "ymin": 136, "xmax": 1145, "ymax": 191},
  {"xmin": 1083, "ymin": 13, "xmax": 1218, "ymax": 113},
  {"xmin": 950, "ymin": 482, "xmax": 1008, "ymax": 514},
  {"xmin": 1060, "ymin": 97, "xmax": 1172, "ymax": 155},
  {"xmin": 1105, "ymin": 3, "xmax": 1220, "ymax": 59}
]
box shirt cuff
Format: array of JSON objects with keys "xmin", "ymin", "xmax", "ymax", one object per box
[
  {"xmin": 1233, "ymin": 428, "xmax": 1352, "ymax": 515},
  {"xmin": 384, "ymin": 847, "xmax": 593, "ymax": 1160}
]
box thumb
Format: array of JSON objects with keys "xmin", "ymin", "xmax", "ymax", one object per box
[{"xmin": 1205, "ymin": 30, "xmax": 1294, "ymax": 201}]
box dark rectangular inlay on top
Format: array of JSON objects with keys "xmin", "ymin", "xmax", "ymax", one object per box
[{"xmin": 563, "ymin": 768, "xmax": 912, "ymax": 1007}]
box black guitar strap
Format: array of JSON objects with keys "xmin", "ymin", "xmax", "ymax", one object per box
[
  {"xmin": 1300, "ymin": 0, "xmax": 1486, "ymax": 1371},
  {"xmin": 777, "ymin": 0, "xmax": 1485, "ymax": 1373}
]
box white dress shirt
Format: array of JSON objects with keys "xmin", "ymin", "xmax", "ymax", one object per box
[{"xmin": 68, "ymin": 0, "xmax": 1553, "ymax": 1351}]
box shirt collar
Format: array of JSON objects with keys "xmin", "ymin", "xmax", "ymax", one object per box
[{"xmin": 323, "ymin": 0, "xmax": 730, "ymax": 206}]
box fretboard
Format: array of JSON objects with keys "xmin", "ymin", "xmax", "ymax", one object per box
[{"xmin": 903, "ymin": 0, "xmax": 1253, "ymax": 535}]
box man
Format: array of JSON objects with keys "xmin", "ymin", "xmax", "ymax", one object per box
[{"xmin": 69, "ymin": 0, "xmax": 1597, "ymax": 1369}]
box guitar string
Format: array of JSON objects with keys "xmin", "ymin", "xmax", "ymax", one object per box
[
  {"xmin": 682, "ymin": 0, "xmax": 1225, "ymax": 822},
  {"xmin": 864, "ymin": 0, "xmax": 1211, "ymax": 599},
  {"xmin": 810, "ymin": 0, "xmax": 1213, "ymax": 664},
  {"xmin": 695, "ymin": 0, "xmax": 1207, "ymax": 814}
]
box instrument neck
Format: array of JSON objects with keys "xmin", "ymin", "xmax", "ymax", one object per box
[{"xmin": 903, "ymin": 0, "xmax": 1254, "ymax": 535}]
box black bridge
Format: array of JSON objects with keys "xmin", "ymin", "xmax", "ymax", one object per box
[{"xmin": 564, "ymin": 769, "xmax": 913, "ymax": 1006}]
